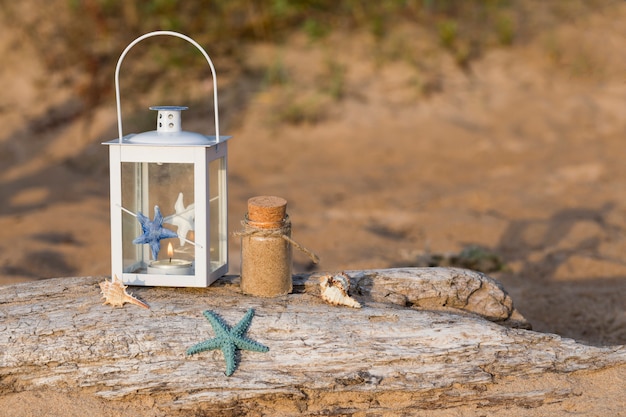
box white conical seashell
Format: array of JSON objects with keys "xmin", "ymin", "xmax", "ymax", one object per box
[
  {"xmin": 320, "ymin": 272, "xmax": 361, "ymax": 309},
  {"xmin": 99, "ymin": 275, "xmax": 150, "ymax": 309}
]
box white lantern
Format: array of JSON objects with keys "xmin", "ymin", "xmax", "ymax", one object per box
[{"xmin": 103, "ymin": 31, "xmax": 231, "ymax": 287}]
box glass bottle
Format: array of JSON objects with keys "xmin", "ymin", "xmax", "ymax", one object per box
[{"xmin": 240, "ymin": 196, "xmax": 293, "ymax": 296}]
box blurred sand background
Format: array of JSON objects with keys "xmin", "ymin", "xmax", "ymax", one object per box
[{"xmin": 0, "ymin": 1, "xmax": 625, "ymax": 415}]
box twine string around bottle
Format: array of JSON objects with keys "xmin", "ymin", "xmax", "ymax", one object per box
[{"xmin": 234, "ymin": 220, "xmax": 320, "ymax": 264}]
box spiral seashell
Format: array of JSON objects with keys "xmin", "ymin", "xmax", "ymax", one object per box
[
  {"xmin": 319, "ymin": 272, "xmax": 361, "ymax": 309},
  {"xmin": 99, "ymin": 275, "xmax": 150, "ymax": 309}
]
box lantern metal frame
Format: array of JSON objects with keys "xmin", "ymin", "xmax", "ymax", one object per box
[{"xmin": 104, "ymin": 31, "xmax": 231, "ymax": 287}]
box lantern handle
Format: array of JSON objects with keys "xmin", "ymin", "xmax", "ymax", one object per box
[{"xmin": 114, "ymin": 31, "xmax": 221, "ymax": 144}]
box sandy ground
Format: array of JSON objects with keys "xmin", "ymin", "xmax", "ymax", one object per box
[{"xmin": 1, "ymin": 3, "xmax": 625, "ymax": 416}]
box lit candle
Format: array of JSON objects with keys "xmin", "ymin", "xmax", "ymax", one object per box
[{"xmin": 147, "ymin": 242, "xmax": 193, "ymax": 275}]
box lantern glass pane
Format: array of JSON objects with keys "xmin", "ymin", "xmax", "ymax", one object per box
[
  {"xmin": 209, "ymin": 156, "xmax": 226, "ymax": 271},
  {"xmin": 121, "ymin": 162, "xmax": 195, "ymax": 274}
]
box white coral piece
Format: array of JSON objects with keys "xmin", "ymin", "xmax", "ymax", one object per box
[
  {"xmin": 99, "ymin": 275, "xmax": 150, "ymax": 309},
  {"xmin": 320, "ymin": 272, "xmax": 361, "ymax": 309}
]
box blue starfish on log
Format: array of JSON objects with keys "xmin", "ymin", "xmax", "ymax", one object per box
[
  {"xmin": 132, "ymin": 205, "xmax": 178, "ymax": 260},
  {"xmin": 186, "ymin": 309, "xmax": 269, "ymax": 377}
]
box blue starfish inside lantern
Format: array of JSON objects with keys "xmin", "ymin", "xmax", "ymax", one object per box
[{"xmin": 132, "ymin": 205, "xmax": 178, "ymax": 260}]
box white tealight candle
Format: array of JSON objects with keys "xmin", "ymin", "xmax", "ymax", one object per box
[
  {"xmin": 147, "ymin": 242, "xmax": 193, "ymax": 275},
  {"xmin": 148, "ymin": 259, "xmax": 193, "ymax": 275}
]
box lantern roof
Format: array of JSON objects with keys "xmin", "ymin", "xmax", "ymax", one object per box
[{"xmin": 103, "ymin": 105, "xmax": 231, "ymax": 147}]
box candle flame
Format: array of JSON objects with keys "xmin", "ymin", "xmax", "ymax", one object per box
[{"xmin": 167, "ymin": 242, "xmax": 174, "ymax": 258}]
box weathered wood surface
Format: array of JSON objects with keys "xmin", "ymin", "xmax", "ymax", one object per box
[
  {"xmin": 1, "ymin": 268, "xmax": 624, "ymax": 415},
  {"xmin": 296, "ymin": 268, "xmax": 530, "ymax": 327}
]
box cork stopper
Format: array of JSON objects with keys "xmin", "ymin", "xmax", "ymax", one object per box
[{"xmin": 247, "ymin": 196, "xmax": 287, "ymax": 229}]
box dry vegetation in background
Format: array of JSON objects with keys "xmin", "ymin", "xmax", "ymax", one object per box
[{"xmin": 3, "ymin": 0, "xmax": 617, "ymax": 117}]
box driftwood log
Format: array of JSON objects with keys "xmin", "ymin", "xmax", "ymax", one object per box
[{"xmin": 1, "ymin": 267, "xmax": 624, "ymax": 416}]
